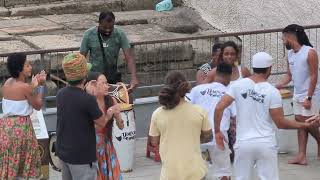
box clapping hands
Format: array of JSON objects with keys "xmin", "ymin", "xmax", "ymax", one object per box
[{"xmin": 31, "ymin": 70, "xmax": 47, "ymax": 88}]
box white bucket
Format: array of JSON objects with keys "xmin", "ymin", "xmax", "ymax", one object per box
[{"xmin": 112, "ymin": 108, "xmax": 136, "ymax": 172}]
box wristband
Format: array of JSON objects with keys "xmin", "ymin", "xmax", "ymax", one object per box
[{"xmin": 306, "ymin": 96, "xmax": 312, "ymax": 101}]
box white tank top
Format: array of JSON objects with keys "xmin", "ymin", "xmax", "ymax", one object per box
[
  {"xmin": 288, "ymin": 45, "xmax": 320, "ymax": 101},
  {"xmin": 230, "ymin": 65, "xmax": 243, "ymax": 85},
  {"xmin": 2, "ymin": 98, "xmax": 33, "ymax": 117}
]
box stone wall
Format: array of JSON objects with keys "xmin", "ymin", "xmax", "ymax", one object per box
[{"xmin": 184, "ymin": 0, "xmax": 320, "ymax": 32}]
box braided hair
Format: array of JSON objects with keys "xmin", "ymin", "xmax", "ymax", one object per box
[
  {"xmin": 283, "ymin": 24, "xmax": 313, "ymax": 47},
  {"xmin": 159, "ymin": 71, "xmax": 191, "ymax": 109}
]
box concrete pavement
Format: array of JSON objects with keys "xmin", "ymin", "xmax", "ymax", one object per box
[{"xmin": 49, "ymin": 138, "xmax": 320, "ymax": 180}]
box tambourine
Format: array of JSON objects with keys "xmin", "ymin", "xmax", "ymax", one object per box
[{"xmin": 108, "ymin": 82, "xmax": 130, "ymax": 104}]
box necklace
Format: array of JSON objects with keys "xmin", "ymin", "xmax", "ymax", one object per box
[{"xmin": 99, "ymin": 33, "xmax": 111, "ymax": 48}]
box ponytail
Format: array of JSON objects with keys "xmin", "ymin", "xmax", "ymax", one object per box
[{"xmin": 159, "ymin": 71, "xmax": 191, "ymax": 109}]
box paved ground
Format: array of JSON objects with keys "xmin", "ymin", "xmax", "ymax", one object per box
[{"xmin": 49, "ymin": 138, "xmax": 320, "ymax": 180}]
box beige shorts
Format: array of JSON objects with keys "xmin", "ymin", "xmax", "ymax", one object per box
[{"xmin": 293, "ymin": 96, "xmax": 320, "ymax": 117}]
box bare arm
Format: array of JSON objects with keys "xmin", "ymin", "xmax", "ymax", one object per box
[
  {"xmin": 214, "ymin": 94, "xmax": 234, "ymax": 149},
  {"xmin": 306, "ymin": 49, "xmax": 318, "ymax": 97},
  {"xmin": 25, "ymin": 84, "xmax": 43, "ymax": 111},
  {"xmin": 123, "ymin": 49, "xmax": 139, "ymax": 90},
  {"xmin": 25, "ymin": 72, "xmax": 47, "ymax": 110},
  {"xmin": 196, "ymin": 70, "xmax": 206, "ymax": 85},
  {"xmin": 270, "ymin": 107, "xmax": 307, "ymax": 129},
  {"xmin": 111, "ymin": 97, "xmax": 124, "ymax": 129},
  {"xmin": 214, "ymin": 95, "xmax": 234, "ymax": 133}
]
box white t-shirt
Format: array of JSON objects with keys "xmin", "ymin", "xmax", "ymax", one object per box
[
  {"xmin": 226, "ymin": 78, "xmax": 282, "ymax": 147},
  {"xmin": 189, "ymin": 82, "xmax": 236, "ymax": 145}
]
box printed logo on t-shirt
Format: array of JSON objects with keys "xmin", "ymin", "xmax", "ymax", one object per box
[
  {"xmin": 241, "ymin": 89, "xmax": 266, "ymax": 103},
  {"xmin": 200, "ymin": 88, "xmax": 225, "ymax": 98}
]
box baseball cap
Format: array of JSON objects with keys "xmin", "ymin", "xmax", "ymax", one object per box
[{"xmin": 252, "ymin": 52, "xmax": 273, "ymax": 68}]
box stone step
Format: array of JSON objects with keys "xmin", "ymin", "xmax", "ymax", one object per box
[
  {"xmin": 2, "ymin": 0, "xmax": 63, "ymax": 8},
  {"xmin": 1, "ymin": 0, "xmax": 183, "ymax": 16},
  {"xmin": 10, "ymin": 0, "xmax": 122, "ymax": 16}
]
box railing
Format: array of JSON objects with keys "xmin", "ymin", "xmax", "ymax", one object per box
[{"xmin": 0, "ymin": 24, "xmax": 320, "ymax": 104}]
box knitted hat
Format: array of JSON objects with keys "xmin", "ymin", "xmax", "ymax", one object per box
[{"xmin": 62, "ymin": 52, "xmax": 92, "ymax": 82}]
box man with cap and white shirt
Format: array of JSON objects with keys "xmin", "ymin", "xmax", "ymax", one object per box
[
  {"xmin": 188, "ymin": 62, "xmax": 235, "ymax": 180},
  {"xmin": 214, "ymin": 52, "xmax": 320, "ymax": 180}
]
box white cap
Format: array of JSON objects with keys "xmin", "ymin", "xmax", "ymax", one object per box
[{"xmin": 252, "ymin": 52, "xmax": 273, "ymax": 68}]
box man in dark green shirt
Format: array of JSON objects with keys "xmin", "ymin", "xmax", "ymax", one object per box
[{"xmin": 80, "ymin": 11, "xmax": 138, "ymax": 90}]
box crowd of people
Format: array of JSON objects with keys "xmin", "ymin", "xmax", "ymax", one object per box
[
  {"xmin": 149, "ymin": 24, "xmax": 320, "ymax": 180},
  {"xmin": 1, "ymin": 9, "xmax": 320, "ymax": 180}
]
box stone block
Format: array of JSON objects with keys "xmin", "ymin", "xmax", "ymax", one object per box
[
  {"xmin": 0, "ymin": 40, "xmax": 34, "ymax": 54},
  {"xmin": 0, "ymin": 17, "xmax": 56, "ymax": 28},
  {"xmin": 0, "ymin": 31, "xmax": 12, "ymax": 40},
  {"xmin": 23, "ymin": 35, "xmax": 81, "ymax": 49},
  {"xmin": 1, "ymin": 25, "xmax": 63, "ymax": 35},
  {"xmin": 120, "ymin": 24, "xmax": 188, "ymax": 43},
  {"xmin": 63, "ymin": 20, "xmax": 96, "ymax": 30},
  {"xmin": 121, "ymin": 0, "xmax": 183, "ymax": 11},
  {"xmin": 10, "ymin": 0, "xmax": 122, "ymax": 16},
  {"xmin": 79, "ymin": 0, "xmax": 122, "ymax": 14},
  {"xmin": 132, "ymin": 43, "xmax": 194, "ymax": 65},
  {"xmin": 193, "ymin": 51, "xmax": 211, "ymax": 66},
  {"xmin": 0, "ymin": 7, "xmax": 9, "ymax": 16},
  {"xmin": 4, "ymin": 0, "xmax": 39, "ymax": 7},
  {"xmin": 114, "ymin": 10, "xmax": 171, "ymax": 26},
  {"xmin": 42, "ymin": 14, "xmax": 96, "ymax": 24},
  {"xmin": 151, "ymin": 16, "xmax": 199, "ymax": 34}
]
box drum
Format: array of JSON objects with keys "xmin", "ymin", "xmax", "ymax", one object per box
[
  {"xmin": 276, "ymin": 89, "xmax": 293, "ymax": 154},
  {"xmin": 112, "ymin": 105, "xmax": 136, "ymax": 173},
  {"xmin": 38, "ymin": 139, "xmax": 50, "ymax": 179},
  {"xmin": 48, "ymin": 132, "xmax": 62, "ymax": 172},
  {"xmin": 30, "ymin": 110, "xmax": 50, "ymax": 179}
]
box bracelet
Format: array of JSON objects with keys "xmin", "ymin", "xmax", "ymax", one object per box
[{"xmin": 36, "ymin": 86, "xmax": 45, "ymax": 94}]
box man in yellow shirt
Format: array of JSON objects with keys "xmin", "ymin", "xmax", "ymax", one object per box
[{"xmin": 149, "ymin": 71, "xmax": 213, "ymax": 180}]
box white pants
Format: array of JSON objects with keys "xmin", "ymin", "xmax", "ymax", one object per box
[
  {"xmin": 207, "ymin": 144, "xmax": 232, "ymax": 178},
  {"xmin": 234, "ymin": 142, "xmax": 279, "ymax": 180}
]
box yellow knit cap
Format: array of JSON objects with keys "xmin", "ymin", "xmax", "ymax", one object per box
[{"xmin": 62, "ymin": 52, "xmax": 92, "ymax": 82}]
